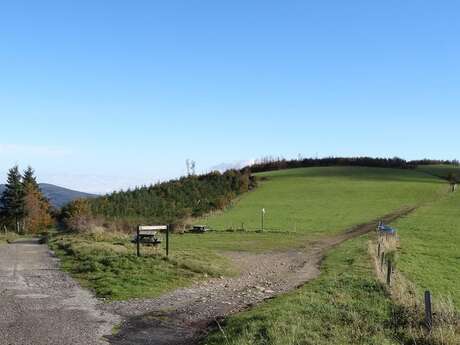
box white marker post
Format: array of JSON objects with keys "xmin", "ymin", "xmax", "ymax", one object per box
[{"xmin": 261, "ymin": 208, "xmax": 266, "ymax": 231}]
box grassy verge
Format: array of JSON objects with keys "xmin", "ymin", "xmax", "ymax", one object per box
[
  {"xmin": 0, "ymin": 232, "xmax": 21, "ymax": 244},
  {"xmin": 50, "ymin": 230, "xmax": 237, "ymax": 300},
  {"xmin": 203, "ymin": 234, "xmax": 401, "ymax": 345},
  {"xmin": 49, "ymin": 229, "xmax": 315, "ymax": 300}
]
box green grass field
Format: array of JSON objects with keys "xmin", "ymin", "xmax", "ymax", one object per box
[
  {"xmin": 392, "ymin": 191, "xmax": 460, "ymax": 308},
  {"xmin": 51, "ymin": 166, "xmax": 449, "ymax": 301},
  {"xmin": 203, "ymin": 167, "xmax": 446, "ymax": 235}
]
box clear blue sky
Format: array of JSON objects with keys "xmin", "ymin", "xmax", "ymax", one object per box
[{"xmin": 1, "ymin": 1, "xmax": 459, "ymax": 193}]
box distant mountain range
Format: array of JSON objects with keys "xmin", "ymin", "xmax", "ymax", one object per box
[{"xmin": 0, "ymin": 183, "xmax": 98, "ymax": 208}]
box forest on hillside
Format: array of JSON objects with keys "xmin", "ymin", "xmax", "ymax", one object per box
[{"xmin": 61, "ymin": 169, "xmax": 255, "ymax": 231}]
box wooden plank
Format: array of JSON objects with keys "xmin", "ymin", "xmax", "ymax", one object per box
[
  {"xmin": 138, "ymin": 225, "xmax": 168, "ymax": 231},
  {"xmin": 138, "ymin": 230, "xmax": 157, "ymax": 236}
]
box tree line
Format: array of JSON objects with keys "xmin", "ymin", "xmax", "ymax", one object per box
[
  {"xmin": 0, "ymin": 166, "xmax": 53, "ymax": 233},
  {"xmin": 246, "ymin": 156, "xmax": 459, "ymax": 173}
]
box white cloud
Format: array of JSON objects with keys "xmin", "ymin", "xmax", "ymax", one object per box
[
  {"xmin": 209, "ymin": 159, "xmax": 255, "ymax": 173},
  {"xmin": 0, "ymin": 144, "xmax": 72, "ymax": 157}
]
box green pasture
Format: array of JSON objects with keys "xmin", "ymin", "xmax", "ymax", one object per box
[
  {"xmin": 392, "ymin": 191, "xmax": 460, "ymax": 309},
  {"xmin": 203, "ymin": 167, "xmax": 446, "ymax": 235}
]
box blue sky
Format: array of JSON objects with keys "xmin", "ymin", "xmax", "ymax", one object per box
[{"xmin": 1, "ymin": 1, "xmax": 459, "ymax": 193}]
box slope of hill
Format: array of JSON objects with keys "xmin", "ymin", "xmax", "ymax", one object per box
[
  {"xmin": 51, "ymin": 166, "xmax": 458, "ymax": 344},
  {"xmin": 203, "ymin": 166, "xmax": 447, "ymax": 235},
  {"xmin": 0, "ymin": 183, "xmax": 98, "ymax": 208}
]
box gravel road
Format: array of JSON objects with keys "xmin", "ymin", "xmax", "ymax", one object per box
[{"xmin": 0, "ymin": 239, "xmax": 120, "ymax": 345}]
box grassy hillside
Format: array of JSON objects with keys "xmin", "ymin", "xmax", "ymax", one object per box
[
  {"xmin": 416, "ymin": 164, "xmax": 460, "ymax": 180},
  {"xmin": 52, "ymin": 167, "xmax": 448, "ymax": 300},
  {"xmin": 203, "ymin": 167, "xmax": 446, "ymax": 235},
  {"xmin": 392, "ymin": 191, "xmax": 460, "ymax": 308},
  {"xmin": 202, "ymin": 168, "xmax": 460, "ymax": 345}
]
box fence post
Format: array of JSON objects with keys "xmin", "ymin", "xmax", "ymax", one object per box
[
  {"xmin": 386, "ymin": 259, "xmax": 392, "ymax": 285},
  {"xmin": 425, "ymin": 290, "xmax": 433, "ymax": 330},
  {"xmin": 377, "ymin": 242, "xmax": 381, "ymax": 257},
  {"xmin": 380, "ymin": 252, "xmax": 385, "ymax": 271}
]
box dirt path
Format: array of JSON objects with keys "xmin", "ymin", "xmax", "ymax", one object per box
[
  {"xmin": 0, "ymin": 239, "xmax": 120, "ymax": 345},
  {"xmin": 105, "ymin": 209, "xmax": 412, "ymax": 345}
]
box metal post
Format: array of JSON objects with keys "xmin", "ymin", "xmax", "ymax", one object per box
[
  {"xmin": 386, "ymin": 260, "xmax": 392, "ymax": 285},
  {"xmin": 167, "ymin": 225, "xmax": 170, "ymax": 256},
  {"xmin": 425, "ymin": 290, "xmax": 433, "ymax": 330},
  {"xmin": 136, "ymin": 227, "xmax": 140, "ymax": 257}
]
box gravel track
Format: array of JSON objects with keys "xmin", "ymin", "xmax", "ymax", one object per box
[{"xmin": 0, "ymin": 239, "xmax": 120, "ymax": 345}]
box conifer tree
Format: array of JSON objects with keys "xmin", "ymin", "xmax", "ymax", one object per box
[
  {"xmin": 0, "ymin": 165, "xmax": 26, "ymax": 232},
  {"xmin": 23, "ymin": 166, "xmax": 39, "ymax": 190},
  {"xmin": 22, "ymin": 166, "xmax": 53, "ymax": 233}
]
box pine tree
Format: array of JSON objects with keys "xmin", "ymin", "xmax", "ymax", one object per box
[
  {"xmin": 23, "ymin": 166, "xmax": 39, "ymax": 190},
  {"xmin": 22, "ymin": 166, "xmax": 53, "ymax": 233},
  {"xmin": 0, "ymin": 165, "xmax": 26, "ymax": 232}
]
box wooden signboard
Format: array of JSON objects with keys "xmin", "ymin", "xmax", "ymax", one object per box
[{"xmin": 136, "ymin": 225, "xmax": 169, "ymax": 257}]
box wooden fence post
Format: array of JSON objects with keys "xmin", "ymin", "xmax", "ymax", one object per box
[
  {"xmin": 380, "ymin": 252, "xmax": 385, "ymax": 271},
  {"xmin": 425, "ymin": 290, "xmax": 433, "ymax": 330},
  {"xmin": 377, "ymin": 242, "xmax": 381, "ymax": 257},
  {"xmin": 386, "ymin": 259, "xmax": 392, "ymax": 285}
]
